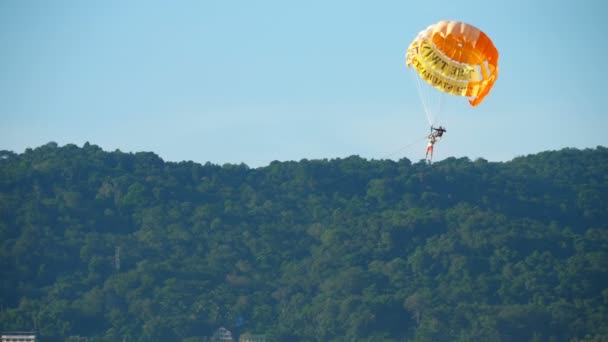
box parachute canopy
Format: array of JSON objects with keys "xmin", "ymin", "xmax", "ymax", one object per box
[{"xmin": 406, "ymin": 20, "xmax": 499, "ymax": 106}]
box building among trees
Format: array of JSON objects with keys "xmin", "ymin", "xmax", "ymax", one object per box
[
  {"xmin": 212, "ymin": 327, "xmax": 233, "ymax": 341},
  {"xmin": 1, "ymin": 332, "xmax": 36, "ymax": 342}
]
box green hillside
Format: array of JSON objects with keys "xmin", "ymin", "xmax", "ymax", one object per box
[{"xmin": 1, "ymin": 142, "xmax": 607, "ymax": 341}]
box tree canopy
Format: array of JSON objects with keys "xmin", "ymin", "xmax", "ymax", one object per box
[{"xmin": 1, "ymin": 143, "xmax": 607, "ymax": 341}]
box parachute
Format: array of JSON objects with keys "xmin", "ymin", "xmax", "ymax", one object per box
[{"xmin": 406, "ymin": 20, "xmax": 499, "ymax": 125}]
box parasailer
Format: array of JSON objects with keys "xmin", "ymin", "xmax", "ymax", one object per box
[
  {"xmin": 425, "ymin": 134, "xmax": 437, "ymax": 162},
  {"xmin": 405, "ymin": 20, "xmax": 498, "ymax": 160},
  {"xmin": 424, "ymin": 126, "xmax": 446, "ymax": 163}
]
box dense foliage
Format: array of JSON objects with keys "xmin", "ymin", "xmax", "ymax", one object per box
[{"xmin": 1, "ymin": 142, "xmax": 607, "ymax": 341}]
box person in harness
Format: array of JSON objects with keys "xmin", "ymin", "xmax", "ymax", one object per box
[
  {"xmin": 425, "ymin": 126, "xmax": 447, "ymax": 162},
  {"xmin": 426, "ymin": 133, "xmax": 436, "ymax": 162}
]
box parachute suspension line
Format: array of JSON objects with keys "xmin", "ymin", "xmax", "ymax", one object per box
[
  {"xmin": 410, "ymin": 68, "xmax": 443, "ymax": 127},
  {"xmin": 434, "ymin": 89, "xmax": 445, "ymax": 127},
  {"xmin": 411, "ymin": 68, "xmax": 433, "ymax": 126},
  {"xmin": 426, "ymin": 80, "xmax": 446, "ymax": 126}
]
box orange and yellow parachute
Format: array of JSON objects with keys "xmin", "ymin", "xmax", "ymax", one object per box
[{"xmin": 406, "ymin": 20, "xmax": 499, "ymax": 106}]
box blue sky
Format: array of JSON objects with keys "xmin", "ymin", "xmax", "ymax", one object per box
[{"xmin": 1, "ymin": 0, "xmax": 606, "ymax": 167}]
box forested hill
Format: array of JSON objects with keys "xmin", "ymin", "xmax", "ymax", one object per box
[{"xmin": 1, "ymin": 142, "xmax": 607, "ymax": 341}]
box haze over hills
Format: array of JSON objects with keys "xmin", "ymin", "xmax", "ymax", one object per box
[{"xmin": 1, "ymin": 142, "xmax": 607, "ymax": 341}]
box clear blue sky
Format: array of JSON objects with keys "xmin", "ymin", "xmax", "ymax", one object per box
[{"xmin": 1, "ymin": 0, "xmax": 606, "ymax": 167}]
